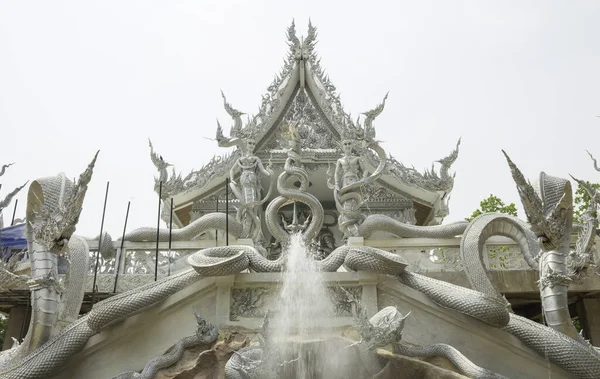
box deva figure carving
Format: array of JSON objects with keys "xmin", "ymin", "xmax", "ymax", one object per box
[
  {"xmin": 216, "ymin": 91, "xmax": 274, "ymax": 243},
  {"xmin": 329, "ymin": 94, "xmax": 388, "ymax": 237},
  {"xmin": 0, "ymin": 153, "xmax": 98, "ymax": 370}
]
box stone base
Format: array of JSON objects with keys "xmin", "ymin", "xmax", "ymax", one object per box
[{"xmin": 149, "ymin": 329, "xmax": 467, "ymax": 379}]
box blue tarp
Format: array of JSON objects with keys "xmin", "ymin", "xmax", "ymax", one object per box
[{"xmin": 0, "ymin": 223, "xmax": 27, "ymax": 249}]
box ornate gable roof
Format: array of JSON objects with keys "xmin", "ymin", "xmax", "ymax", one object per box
[{"xmin": 148, "ymin": 21, "xmax": 461, "ymax": 226}]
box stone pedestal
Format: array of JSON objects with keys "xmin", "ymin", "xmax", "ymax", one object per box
[{"xmin": 2, "ymin": 306, "xmax": 29, "ymax": 351}]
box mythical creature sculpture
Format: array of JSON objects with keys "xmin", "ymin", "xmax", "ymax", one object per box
[
  {"xmin": 573, "ymin": 150, "xmax": 600, "ymax": 237},
  {"xmin": 0, "ymin": 162, "xmax": 28, "ymax": 229},
  {"xmin": 0, "ymin": 153, "xmax": 98, "ymax": 370},
  {"xmin": 345, "ymin": 292, "xmax": 508, "ymax": 379},
  {"xmin": 112, "ymin": 311, "xmax": 218, "ymax": 379},
  {"xmin": 224, "ymin": 310, "xmax": 271, "ymax": 379},
  {"xmin": 9, "ymin": 152, "xmax": 600, "ymax": 378},
  {"xmin": 328, "ymin": 95, "xmax": 388, "ymax": 238},
  {"xmin": 182, "ymin": 152, "xmax": 600, "ymax": 378},
  {"xmin": 503, "ymin": 151, "xmax": 590, "ymax": 341},
  {"xmin": 225, "ymin": 309, "xmax": 302, "ymax": 379},
  {"xmin": 216, "ymin": 91, "xmax": 274, "ymax": 243},
  {"xmin": 265, "ymin": 122, "xmax": 324, "ymax": 245}
]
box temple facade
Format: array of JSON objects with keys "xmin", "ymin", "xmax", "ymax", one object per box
[{"xmin": 1, "ymin": 21, "xmax": 600, "ymax": 379}]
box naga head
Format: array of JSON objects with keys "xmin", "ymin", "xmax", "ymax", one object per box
[
  {"xmin": 26, "ymin": 152, "xmax": 99, "ymax": 253},
  {"xmin": 503, "ymin": 150, "xmax": 573, "ymax": 250},
  {"xmin": 194, "ymin": 310, "xmax": 218, "ymax": 343},
  {"xmin": 282, "ymin": 121, "xmax": 301, "ymax": 151}
]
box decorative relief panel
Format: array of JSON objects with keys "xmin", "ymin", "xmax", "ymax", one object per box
[
  {"xmin": 123, "ymin": 250, "xmax": 195, "ymax": 275},
  {"xmin": 230, "ymin": 286, "xmax": 362, "ymax": 321},
  {"xmin": 382, "ymin": 245, "xmax": 533, "ymax": 273},
  {"xmin": 263, "ymin": 89, "xmax": 338, "ymax": 150},
  {"xmin": 362, "ymin": 183, "xmax": 416, "ymax": 225},
  {"xmin": 486, "ymin": 245, "xmax": 530, "ymax": 270},
  {"xmin": 88, "ymin": 251, "xmax": 115, "ymax": 274},
  {"xmin": 423, "ymin": 247, "xmax": 464, "ymax": 272}
]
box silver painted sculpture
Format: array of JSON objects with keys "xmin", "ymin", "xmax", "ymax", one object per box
[
  {"xmin": 346, "ymin": 293, "xmax": 508, "ymax": 379},
  {"xmin": 330, "ymin": 96, "xmax": 388, "ymax": 238},
  {"xmin": 112, "ymin": 311, "xmax": 218, "ymax": 379},
  {"xmin": 504, "ymin": 151, "xmax": 585, "ymax": 341},
  {"xmin": 224, "ymin": 310, "xmax": 271, "ymax": 379},
  {"xmin": 0, "ymin": 153, "xmax": 97, "ymax": 370},
  {"xmin": 7, "ymin": 150, "xmax": 600, "ymax": 379},
  {"xmin": 216, "ymin": 91, "xmax": 275, "ymax": 243},
  {"xmin": 572, "ymin": 150, "xmax": 600, "ymax": 239},
  {"xmin": 265, "ymin": 122, "xmax": 324, "ymax": 245}
]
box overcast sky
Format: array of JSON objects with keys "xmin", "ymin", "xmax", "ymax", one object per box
[{"xmin": 1, "ymin": 1, "xmax": 599, "ymax": 238}]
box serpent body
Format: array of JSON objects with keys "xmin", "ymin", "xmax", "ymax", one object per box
[
  {"xmin": 188, "ymin": 244, "xmax": 407, "ymax": 276},
  {"xmin": 354, "ymin": 305, "xmax": 507, "ymax": 379},
  {"xmin": 265, "ymin": 152, "xmax": 323, "ymax": 244},
  {"xmin": 224, "ymin": 345, "xmax": 263, "ymax": 379},
  {"xmin": 123, "ymin": 212, "xmax": 243, "ymax": 242},
  {"xmin": 112, "ymin": 312, "xmax": 219, "ymax": 379},
  {"xmin": 0, "ymin": 174, "xmax": 92, "ymax": 370},
  {"xmin": 394, "ymin": 342, "xmax": 508, "ymax": 379},
  {"xmin": 0, "ymin": 269, "xmax": 202, "ymax": 379},
  {"xmin": 397, "ymin": 213, "xmax": 600, "ymax": 378}
]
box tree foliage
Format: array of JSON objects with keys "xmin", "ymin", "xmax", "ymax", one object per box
[
  {"xmin": 573, "ymin": 181, "xmax": 600, "ymax": 224},
  {"xmin": 466, "ymin": 194, "xmax": 518, "ymax": 222},
  {"xmin": 0, "ymin": 314, "xmax": 7, "ymax": 348}
]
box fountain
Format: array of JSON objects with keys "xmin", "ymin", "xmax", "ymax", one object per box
[{"xmin": 2, "ymin": 21, "xmax": 600, "ymax": 379}]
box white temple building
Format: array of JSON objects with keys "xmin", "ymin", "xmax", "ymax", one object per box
[{"xmin": 0, "ymin": 21, "xmax": 599, "ymax": 379}]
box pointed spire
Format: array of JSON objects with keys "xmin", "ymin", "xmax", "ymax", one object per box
[
  {"xmin": 304, "ymin": 19, "xmax": 318, "ymax": 52},
  {"xmin": 286, "ymin": 19, "xmax": 300, "ymax": 47}
]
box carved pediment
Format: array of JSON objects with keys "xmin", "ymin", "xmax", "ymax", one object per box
[{"xmin": 261, "ymin": 89, "xmax": 339, "ymax": 151}]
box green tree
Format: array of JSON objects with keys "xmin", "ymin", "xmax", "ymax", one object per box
[
  {"xmin": 0, "ymin": 314, "xmax": 7, "ymax": 347},
  {"xmin": 573, "ymin": 181, "xmax": 600, "ymax": 224},
  {"xmin": 466, "ymin": 194, "xmax": 518, "ymax": 222}
]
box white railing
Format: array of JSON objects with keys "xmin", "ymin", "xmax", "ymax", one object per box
[{"xmin": 85, "ymin": 235, "xmax": 600, "ymax": 293}]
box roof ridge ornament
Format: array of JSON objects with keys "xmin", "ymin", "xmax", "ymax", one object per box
[
  {"xmin": 216, "ymin": 91, "xmax": 257, "ymax": 151},
  {"xmin": 340, "ymin": 92, "xmax": 388, "ymax": 143}
]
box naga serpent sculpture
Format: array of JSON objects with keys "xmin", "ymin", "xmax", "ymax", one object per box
[
  {"xmin": 112, "ymin": 311, "xmax": 219, "ymax": 379},
  {"xmin": 0, "ymin": 154, "xmax": 98, "ymax": 371},
  {"xmin": 4, "ymin": 147, "xmax": 600, "ymax": 379},
  {"xmin": 265, "ymin": 122, "xmax": 324, "ymax": 245},
  {"xmin": 189, "ymin": 160, "xmax": 600, "ymax": 377},
  {"xmin": 348, "ymin": 300, "xmax": 509, "ymax": 379}
]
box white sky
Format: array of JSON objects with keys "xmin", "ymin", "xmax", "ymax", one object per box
[{"xmin": 1, "ymin": 1, "xmax": 599, "ymax": 237}]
